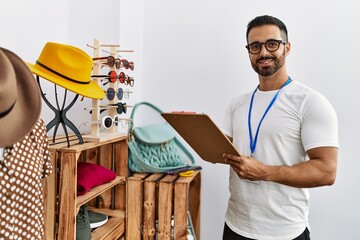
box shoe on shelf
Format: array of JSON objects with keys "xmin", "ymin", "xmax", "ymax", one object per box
[
  {"xmin": 76, "ymin": 205, "xmax": 91, "ymax": 240},
  {"xmin": 88, "ymin": 210, "xmax": 108, "ymax": 229}
]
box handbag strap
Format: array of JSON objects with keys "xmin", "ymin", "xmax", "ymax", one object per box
[
  {"xmin": 129, "ymin": 101, "xmax": 163, "ymax": 132},
  {"xmin": 130, "ymin": 101, "xmax": 163, "ymax": 119}
]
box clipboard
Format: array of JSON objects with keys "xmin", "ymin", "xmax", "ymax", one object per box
[{"xmin": 161, "ymin": 112, "xmax": 241, "ymax": 164}]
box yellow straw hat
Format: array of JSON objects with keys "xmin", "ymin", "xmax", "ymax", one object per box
[{"xmin": 26, "ymin": 42, "xmax": 105, "ymax": 99}]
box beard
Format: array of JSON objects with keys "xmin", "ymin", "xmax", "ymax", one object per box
[{"xmin": 251, "ymin": 50, "xmax": 286, "ymax": 77}]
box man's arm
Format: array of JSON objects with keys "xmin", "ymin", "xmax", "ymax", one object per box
[{"xmin": 223, "ymin": 146, "xmax": 338, "ymax": 188}]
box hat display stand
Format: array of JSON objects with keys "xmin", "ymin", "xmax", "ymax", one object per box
[
  {"xmin": 82, "ymin": 38, "xmax": 133, "ymax": 143},
  {"xmin": 37, "ymin": 76, "xmax": 84, "ymax": 147}
]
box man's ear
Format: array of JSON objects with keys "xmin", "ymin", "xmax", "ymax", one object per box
[{"xmin": 285, "ymin": 42, "xmax": 291, "ymax": 57}]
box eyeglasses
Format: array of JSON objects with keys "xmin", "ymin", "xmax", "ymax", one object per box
[
  {"xmin": 92, "ymin": 56, "xmax": 121, "ymax": 69},
  {"xmin": 245, "ymin": 39, "xmax": 286, "ymax": 54},
  {"xmin": 105, "ymin": 87, "xmax": 124, "ymax": 101},
  {"xmin": 121, "ymin": 59, "xmax": 134, "ymax": 71}
]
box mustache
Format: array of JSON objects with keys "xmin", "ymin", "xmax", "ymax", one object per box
[{"xmin": 257, "ymin": 56, "xmax": 275, "ymax": 63}]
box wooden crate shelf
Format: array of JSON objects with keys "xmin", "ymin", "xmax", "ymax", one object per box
[
  {"xmin": 45, "ymin": 134, "xmax": 128, "ymax": 240},
  {"xmin": 77, "ymin": 176, "xmax": 126, "ymax": 208},
  {"xmin": 126, "ymin": 171, "xmax": 201, "ymax": 240}
]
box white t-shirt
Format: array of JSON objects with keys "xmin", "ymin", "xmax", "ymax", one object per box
[{"xmin": 222, "ymin": 80, "xmax": 338, "ymax": 240}]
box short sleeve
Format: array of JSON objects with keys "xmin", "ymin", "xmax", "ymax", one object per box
[{"xmin": 301, "ymin": 93, "xmax": 338, "ymax": 151}]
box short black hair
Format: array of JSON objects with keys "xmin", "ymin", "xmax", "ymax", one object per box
[{"xmin": 246, "ymin": 15, "xmax": 288, "ymax": 43}]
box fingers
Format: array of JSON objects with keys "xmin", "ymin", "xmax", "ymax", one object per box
[
  {"xmin": 223, "ymin": 153, "xmax": 250, "ymax": 163},
  {"xmin": 223, "ymin": 154, "xmax": 253, "ymax": 179}
]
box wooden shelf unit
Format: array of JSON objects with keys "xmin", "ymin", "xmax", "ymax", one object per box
[{"xmin": 46, "ymin": 134, "xmax": 128, "ymax": 240}]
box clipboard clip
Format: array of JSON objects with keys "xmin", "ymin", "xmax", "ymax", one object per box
[{"xmin": 171, "ymin": 111, "xmax": 197, "ymax": 114}]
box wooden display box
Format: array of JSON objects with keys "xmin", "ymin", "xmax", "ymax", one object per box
[
  {"xmin": 126, "ymin": 171, "xmax": 201, "ymax": 240},
  {"xmin": 44, "ymin": 134, "xmax": 128, "ymax": 240}
]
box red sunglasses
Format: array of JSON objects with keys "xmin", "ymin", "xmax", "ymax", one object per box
[{"xmin": 92, "ymin": 71, "xmax": 134, "ymax": 86}]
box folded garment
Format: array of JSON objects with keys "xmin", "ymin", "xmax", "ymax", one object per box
[{"xmin": 77, "ymin": 162, "xmax": 116, "ymax": 196}]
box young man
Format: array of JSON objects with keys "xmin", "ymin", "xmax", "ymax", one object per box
[{"xmin": 222, "ymin": 15, "xmax": 338, "ymax": 240}]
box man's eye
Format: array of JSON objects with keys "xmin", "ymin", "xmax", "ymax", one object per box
[
  {"xmin": 250, "ymin": 44, "xmax": 260, "ymax": 50},
  {"xmin": 267, "ymin": 42, "xmax": 277, "ymax": 47}
]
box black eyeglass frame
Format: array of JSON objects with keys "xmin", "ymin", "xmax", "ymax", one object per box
[{"xmin": 245, "ymin": 39, "xmax": 286, "ymax": 54}]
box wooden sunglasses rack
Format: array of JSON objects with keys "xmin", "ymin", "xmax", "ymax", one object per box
[{"xmin": 83, "ymin": 38, "xmax": 134, "ymax": 142}]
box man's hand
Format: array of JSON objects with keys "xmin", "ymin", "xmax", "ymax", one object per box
[
  {"xmin": 223, "ymin": 146, "xmax": 337, "ymax": 188},
  {"xmin": 223, "ymin": 153, "xmax": 276, "ymax": 181}
]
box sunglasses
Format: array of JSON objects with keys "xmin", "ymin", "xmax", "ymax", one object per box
[
  {"xmin": 81, "ymin": 115, "xmax": 131, "ymax": 129},
  {"xmin": 92, "ymin": 71, "xmax": 124, "ymax": 84},
  {"xmin": 99, "ymin": 102, "xmax": 131, "ymax": 115},
  {"xmin": 92, "ymin": 71, "xmax": 135, "ymax": 87},
  {"xmin": 121, "ymin": 59, "xmax": 134, "ymax": 71},
  {"xmin": 105, "ymin": 87, "xmax": 124, "ymax": 101},
  {"xmin": 102, "ymin": 115, "xmax": 119, "ymax": 129},
  {"xmin": 92, "ymin": 56, "xmax": 121, "ymax": 69}
]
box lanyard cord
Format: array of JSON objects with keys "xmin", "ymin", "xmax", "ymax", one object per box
[{"xmin": 248, "ymin": 77, "xmax": 292, "ymax": 156}]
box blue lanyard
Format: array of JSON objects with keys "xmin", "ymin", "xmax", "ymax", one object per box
[{"xmin": 248, "ymin": 77, "xmax": 292, "ymax": 156}]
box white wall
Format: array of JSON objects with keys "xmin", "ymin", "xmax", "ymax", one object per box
[
  {"xmin": 138, "ymin": 0, "xmax": 360, "ymax": 239},
  {"xmin": 1, "ymin": 0, "xmax": 359, "ymax": 239},
  {"xmin": 0, "ymin": 0, "xmax": 70, "ymax": 127}
]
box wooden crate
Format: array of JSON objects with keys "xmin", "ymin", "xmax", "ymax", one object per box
[
  {"xmin": 44, "ymin": 134, "xmax": 128, "ymax": 240},
  {"xmin": 126, "ymin": 171, "xmax": 201, "ymax": 240}
]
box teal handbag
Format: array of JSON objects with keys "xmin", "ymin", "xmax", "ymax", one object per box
[{"xmin": 128, "ymin": 102, "xmax": 195, "ymax": 173}]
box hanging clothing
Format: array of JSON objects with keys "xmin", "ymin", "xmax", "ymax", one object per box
[{"xmin": 0, "ymin": 119, "xmax": 52, "ymax": 239}]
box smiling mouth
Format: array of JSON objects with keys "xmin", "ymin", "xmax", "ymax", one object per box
[{"xmin": 258, "ymin": 59, "xmax": 274, "ymax": 65}]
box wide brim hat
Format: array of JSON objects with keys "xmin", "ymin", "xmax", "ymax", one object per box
[
  {"xmin": 26, "ymin": 42, "xmax": 105, "ymax": 99},
  {"xmin": 0, "ymin": 47, "xmax": 41, "ymax": 147}
]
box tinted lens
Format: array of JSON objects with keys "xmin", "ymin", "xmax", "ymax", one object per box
[
  {"xmin": 129, "ymin": 62, "xmax": 134, "ymax": 71},
  {"xmin": 123, "ymin": 104, "xmax": 127, "ymax": 113},
  {"xmin": 106, "ymin": 88, "xmax": 115, "ymax": 100},
  {"xmin": 115, "ymin": 58, "xmax": 121, "ymax": 69},
  {"xmin": 119, "ymin": 72, "xmax": 125, "ymax": 83},
  {"xmin": 128, "ymin": 78, "xmax": 134, "ymax": 87},
  {"xmin": 114, "ymin": 116, "xmax": 119, "ymax": 126},
  {"xmin": 116, "ymin": 103, "xmax": 123, "ymax": 114},
  {"xmin": 103, "ymin": 116, "xmax": 113, "ymax": 129},
  {"xmin": 107, "ymin": 56, "xmax": 115, "ymax": 67},
  {"xmin": 122, "ymin": 59, "xmax": 129, "ymax": 69},
  {"xmin": 109, "ymin": 71, "xmax": 117, "ymax": 83},
  {"xmin": 117, "ymin": 88, "xmax": 124, "ymax": 100}
]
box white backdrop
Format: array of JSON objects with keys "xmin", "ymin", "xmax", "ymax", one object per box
[{"xmin": 1, "ymin": 0, "xmax": 359, "ymax": 239}]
